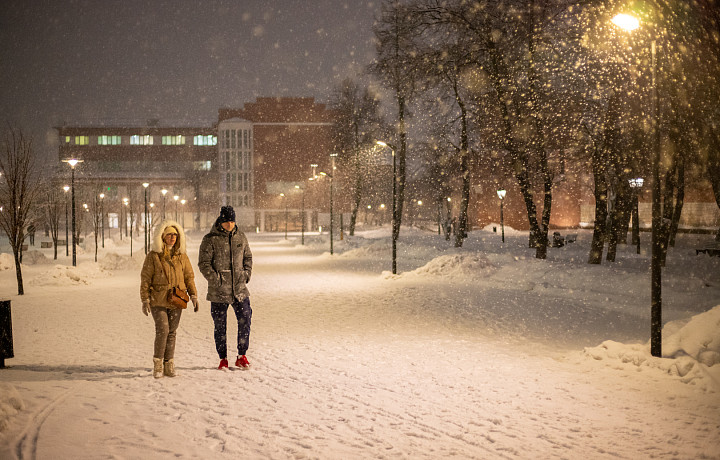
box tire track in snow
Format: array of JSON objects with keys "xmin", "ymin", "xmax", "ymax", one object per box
[{"xmin": 12, "ymin": 387, "xmax": 74, "ymax": 460}]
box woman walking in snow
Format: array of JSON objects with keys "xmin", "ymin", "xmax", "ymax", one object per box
[{"xmin": 140, "ymin": 221, "xmax": 199, "ymax": 378}]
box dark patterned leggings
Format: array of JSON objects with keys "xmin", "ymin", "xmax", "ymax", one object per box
[{"xmin": 211, "ymin": 297, "xmax": 252, "ymax": 359}]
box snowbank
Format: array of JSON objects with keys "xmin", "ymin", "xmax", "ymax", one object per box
[
  {"xmin": 27, "ymin": 263, "xmax": 111, "ymax": 286},
  {"xmin": 406, "ymin": 253, "xmax": 496, "ymax": 278},
  {"xmin": 99, "ymin": 252, "xmax": 144, "ymax": 271},
  {"xmin": 584, "ymin": 305, "xmax": 720, "ymax": 392},
  {"xmin": 0, "ymin": 383, "xmax": 24, "ymax": 432},
  {"xmin": 0, "ymin": 254, "xmax": 12, "ymax": 271},
  {"xmin": 18, "ymin": 250, "xmax": 50, "ymax": 266}
]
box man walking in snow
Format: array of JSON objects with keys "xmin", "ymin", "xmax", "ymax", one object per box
[{"xmin": 198, "ymin": 206, "xmax": 254, "ymax": 370}]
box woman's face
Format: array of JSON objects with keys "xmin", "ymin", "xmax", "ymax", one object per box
[{"xmin": 163, "ymin": 233, "xmax": 177, "ymax": 246}]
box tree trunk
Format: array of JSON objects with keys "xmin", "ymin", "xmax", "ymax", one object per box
[
  {"xmin": 589, "ymin": 170, "xmax": 608, "ymax": 264},
  {"xmin": 486, "ymin": 39, "xmax": 542, "ymax": 249},
  {"xmin": 668, "ymin": 158, "xmax": 685, "ymax": 247},
  {"xmin": 529, "ymin": 0, "xmax": 551, "ymax": 260},
  {"xmin": 454, "ymin": 86, "xmax": 470, "ymax": 248},
  {"xmin": 13, "ymin": 250, "xmax": 24, "ymax": 295},
  {"xmin": 606, "ymin": 186, "xmax": 631, "ymax": 262},
  {"xmin": 394, "ymin": 93, "xmax": 408, "ymax": 245}
]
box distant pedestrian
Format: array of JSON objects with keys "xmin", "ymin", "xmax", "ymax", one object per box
[
  {"xmin": 27, "ymin": 223, "xmax": 36, "ymax": 246},
  {"xmin": 140, "ymin": 221, "xmax": 199, "ymax": 378},
  {"xmin": 198, "ymin": 206, "xmax": 254, "ymax": 370}
]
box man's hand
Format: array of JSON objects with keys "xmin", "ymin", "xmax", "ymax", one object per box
[{"xmin": 142, "ymin": 300, "xmax": 150, "ymax": 316}]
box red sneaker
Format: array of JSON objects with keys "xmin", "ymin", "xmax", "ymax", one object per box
[
  {"xmin": 235, "ymin": 355, "xmax": 250, "ymax": 369},
  {"xmin": 218, "ymin": 359, "xmax": 229, "ymax": 370}
]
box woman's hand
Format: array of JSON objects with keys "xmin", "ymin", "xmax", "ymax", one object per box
[{"xmin": 191, "ymin": 295, "xmax": 199, "ymax": 312}]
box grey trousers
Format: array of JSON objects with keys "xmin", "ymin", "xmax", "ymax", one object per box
[{"xmin": 151, "ymin": 307, "xmax": 182, "ymax": 360}]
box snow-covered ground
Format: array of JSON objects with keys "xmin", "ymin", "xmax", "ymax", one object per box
[{"xmin": 0, "ymin": 225, "xmax": 718, "ymax": 459}]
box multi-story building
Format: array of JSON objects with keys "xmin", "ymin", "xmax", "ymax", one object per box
[
  {"xmin": 56, "ymin": 120, "xmax": 218, "ymax": 233},
  {"xmin": 55, "ymin": 97, "xmax": 338, "ymax": 234}
]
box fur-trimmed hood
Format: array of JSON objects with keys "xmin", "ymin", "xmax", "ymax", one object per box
[{"xmin": 151, "ymin": 220, "xmax": 187, "ymax": 254}]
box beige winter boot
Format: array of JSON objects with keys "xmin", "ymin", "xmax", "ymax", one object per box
[
  {"xmin": 153, "ymin": 358, "xmax": 164, "ymax": 378},
  {"xmin": 163, "ymin": 359, "xmax": 176, "ymax": 377}
]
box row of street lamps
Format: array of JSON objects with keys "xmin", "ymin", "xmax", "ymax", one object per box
[{"xmin": 60, "ymin": 159, "xmax": 187, "ymax": 262}]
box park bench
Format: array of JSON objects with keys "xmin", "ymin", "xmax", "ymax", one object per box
[
  {"xmin": 696, "ymin": 247, "xmax": 720, "ymax": 257},
  {"xmin": 552, "ymin": 232, "xmax": 578, "ymax": 248}
]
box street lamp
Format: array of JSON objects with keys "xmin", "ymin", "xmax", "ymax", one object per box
[
  {"xmin": 497, "ymin": 189, "xmax": 506, "ymax": 243},
  {"xmin": 83, "ymin": 203, "xmax": 88, "ymax": 242},
  {"xmin": 123, "ymin": 197, "xmax": 132, "ymax": 256},
  {"xmin": 180, "ymin": 199, "xmax": 186, "ymax": 228},
  {"xmin": 161, "ymin": 189, "xmax": 168, "ymax": 221},
  {"xmin": 63, "ymin": 185, "xmax": 69, "ymax": 256},
  {"xmin": 296, "ymin": 185, "xmax": 305, "ymax": 245},
  {"xmin": 613, "ymin": 12, "xmax": 662, "ymax": 357},
  {"xmin": 173, "ymin": 195, "xmax": 179, "ymax": 221},
  {"xmin": 376, "ymin": 141, "xmax": 397, "ymax": 274},
  {"xmin": 143, "ymin": 183, "xmax": 149, "ymax": 255},
  {"xmin": 62, "ymin": 158, "xmax": 83, "ymax": 266},
  {"xmin": 628, "ymin": 177, "xmax": 644, "ymax": 254},
  {"xmin": 329, "ymin": 153, "xmax": 338, "ymax": 255},
  {"xmin": 280, "ymin": 193, "xmax": 287, "ymax": 239},
  {"xmin": 99, "ymin": 193, "xmax": 105, "ymax": 248}
]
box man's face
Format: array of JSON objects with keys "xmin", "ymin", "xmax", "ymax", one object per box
[{"xmin": 221, "ymin": 221, "xmax": 235, "ymax": 232}]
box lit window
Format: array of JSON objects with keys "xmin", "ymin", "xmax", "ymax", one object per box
[
  {"xmin": 162, "ymin": 135, "xmax": 186, "ymax": 145},
  {"xmin": 131, "ymin": 135, "xmax": 154, "ymax": 145},
  {"xmin": 193, "ymin": 161, "xmax": 212, "ymax": 171},
  {"xmin": 194, "ymin": 135, "xmax": 217, "ymax": 146},
  {"xmin": 75, "ymin": 136, "xmax": 89, "ymax": 145},
  {"xmin": 98, "ymin": 135, "xmax": 121, "ymax": 145}
]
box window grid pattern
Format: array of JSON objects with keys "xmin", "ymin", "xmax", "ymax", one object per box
[
  {"xmin": 162, "ymin": 135, "xmax": 186, "ymax": 145},
  {"xmin": 98, "ymin": 135, "xmax": 122, "ymax": 145},
  {"xmin": 219, "ymin": 127, "xmax": 252, "ymax": 208},
  {"xmin": 194, "ymin": 135, "xmax": 217, "ymax": 146},
  {"xmin": 130, "ymin": 135, "xmax": 154, "ymax": 145}
]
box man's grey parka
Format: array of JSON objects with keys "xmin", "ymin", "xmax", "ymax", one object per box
[{"xmin": 198, "ymin": 220, "xmax": 253, "ymax": 303}]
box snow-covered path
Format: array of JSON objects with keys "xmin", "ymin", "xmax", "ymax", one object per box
[{"xmin": 0, "ymin": 231, "xmax": 718, "ymax": 459}]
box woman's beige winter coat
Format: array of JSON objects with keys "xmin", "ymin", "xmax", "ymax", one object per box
[{"xmin": 140, "ymin": 221, "xmax": 198, "ymax": 308}]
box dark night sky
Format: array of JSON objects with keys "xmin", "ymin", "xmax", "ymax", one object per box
[{"xmin": 0, "ymin": 0, "xmax": 380, "ymax": 158}]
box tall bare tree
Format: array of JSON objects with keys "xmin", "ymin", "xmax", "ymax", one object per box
[
  {"xmin": 329, "ymin": 78, "xmax": 385, "ymax": 235},
  {"xmin": 0, "ymin": 126, "xmax": 41, "ymax": 295},
  {"xmin": 370, "ymin": 0, "xmax": 422, "ymax": 246}
]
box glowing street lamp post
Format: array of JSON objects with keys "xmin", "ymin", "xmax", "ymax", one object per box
[
  {"xmin": 497, "ymin": 189, "xmax": 506, "ymax": 243},
  {"xmin": 296, "ymin": 185, "xmax": 305, "ymax": 245},
  {"xmin": 161, "ymin": 189, "xmax": 168, "ymax": 221},
  {"xmin": 329, "ymin": 153, "xmax": 338, "ymax": 255},
  {"xmin": 143, "ymin": 183, "xmax": 149, "ymax": 255},
  {"xmin": 63, "ymin": 186, "xmax": 70, "ymax": 256},
  {"xmin": 123, "ymin": 198, "xmax": 132, "ymax": 256},
  {"xmin": 180, "ymin": 199, "xmax": 186, "ymax": 228},
  {"xmin": 280, "ymin": 193, "xmax": 288, "ymax": 239},
  {"xmin": 83, "ymin": 203, "xmax": 89, "ymax": 242},
  {"xmin": 629, "ymin": 178, "xmax": 644, "ymax": 254},
  {"xmin": 613, "ymin": 12, "xmax": 662, "ymax": 357},
  {"xmin": 173, "ymin": 195, "xmax": 179, "ymax": 221},
  {"xmin": 99, "ymin": 193, "xmax": 105, "ymax": 248},
  {"xmin": 63, "ymin": 159, "xmax": 83, "ymax": 266}
]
